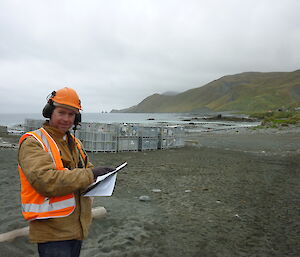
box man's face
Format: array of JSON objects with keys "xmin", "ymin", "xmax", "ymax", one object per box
[{"xmin": 49, "ymin": 106, "xmax": 76, "ymax": 133}]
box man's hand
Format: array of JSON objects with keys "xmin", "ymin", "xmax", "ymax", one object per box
[{"xmin": 92, "ymin": 166, "xmax": 114, "ymax": 180}]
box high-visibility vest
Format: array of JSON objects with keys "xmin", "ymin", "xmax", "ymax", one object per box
[{"xmin": 18, "ymin": 127, "xmax": 87, "ymax": 221}]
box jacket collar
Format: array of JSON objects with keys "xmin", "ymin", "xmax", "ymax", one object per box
[{"xmin": 43, "ymin": 121, "xmax": 67, "ymax": 139}]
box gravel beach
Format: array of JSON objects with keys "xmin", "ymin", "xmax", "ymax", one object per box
[{"xmin": 0, "ymin": 127, "xmax": 299, "ymax": 257}]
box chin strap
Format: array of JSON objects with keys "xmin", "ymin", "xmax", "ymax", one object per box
[
  {"xmin": 73, "ymin": 125, "xmax": 77, "ymax": 135},
  {"xmin": 72, "ymin": 123, "xmax": 81, "ymax": 136}
]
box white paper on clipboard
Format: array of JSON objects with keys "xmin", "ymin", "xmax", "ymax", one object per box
[{"xmin": 83, "ymin": 162, "xmax": 127, "ymax": 197}]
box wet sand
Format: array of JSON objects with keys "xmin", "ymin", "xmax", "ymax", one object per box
[{"xmin": 0, "ymin": 128, "xmax": 299, "ymax": 257}]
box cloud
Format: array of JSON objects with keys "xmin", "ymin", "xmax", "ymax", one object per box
[{"xmin": 0, "ymin": 0, "xmax": 299, "ymax": 113}]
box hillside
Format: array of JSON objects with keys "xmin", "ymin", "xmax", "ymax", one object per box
[{"xmin": 111, "ymin": 70, "xmax": 300, "ymax": 113}]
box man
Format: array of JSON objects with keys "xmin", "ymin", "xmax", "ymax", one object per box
[{"xmin": 18, "ymin": 87, "xmax": 113, "ymax": 257}]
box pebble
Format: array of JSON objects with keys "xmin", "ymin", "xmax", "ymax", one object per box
[
  {"xmin": 139, "ymin": 195, "xmax": 151, "ymax": 202},
  {"xmin": 152, "ymin": 189, "xmax": 162, "ymax": 193},
  {"xmin": 234, "ymin": 214, "xmax": 241, "ymax": 219}
]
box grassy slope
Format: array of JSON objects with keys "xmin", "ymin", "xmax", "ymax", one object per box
[{"xmin": 116, "ymin": 70, "xmax": 300, "ymax": 113}]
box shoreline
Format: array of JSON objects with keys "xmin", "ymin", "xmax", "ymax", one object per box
[{"xmin": 1, "ymin": 125, "xmax": 299, "ymax": 150}]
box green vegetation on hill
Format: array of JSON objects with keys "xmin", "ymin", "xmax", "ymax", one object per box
[
  {"xmin": 112, "ymin": 70, "xmax": 300, "ymax": 113},
  {"xmin": 250, "ymin": 109, "xmax": 300, "ymax": 128}
]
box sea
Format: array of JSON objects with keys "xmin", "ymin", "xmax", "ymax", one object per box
[
  {"xmin": 0, "ymin": 112, "xmax": 190, "ymax": 127},
  {"xmin": 0, "ymin": 112, "xmax": 260, "ymax": 132}
]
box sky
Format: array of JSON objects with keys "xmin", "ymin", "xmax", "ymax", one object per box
[{"xmin": 0, "ymin": 0, "xmax": 299, "ymax": 113}]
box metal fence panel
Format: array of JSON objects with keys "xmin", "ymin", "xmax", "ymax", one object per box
[
  {"xmin": 139, "ymin": 137, "xmax": 159, "ymax": 151},
  {"xmin": 117, "ymin": 124, "xmax": 139, "ymax": 137},
  {"xmin": 24, "ymin": 119, "xmax": 44, "ymax": 131},
  {"xmin": 117, "ymin": 137, "xmax": 139, "ymax": 151},
  {"xmin": 70, "ymin": 122, "xmax": 185, "ymax": 152}
]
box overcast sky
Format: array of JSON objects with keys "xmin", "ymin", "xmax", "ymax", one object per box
[{"xmin": 0, "ymin": 0, "xmax": 299, "ymax": 113}]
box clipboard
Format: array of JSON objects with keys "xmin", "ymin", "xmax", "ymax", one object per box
[{"xmin": 82, "ymin": 162, "xmax": 127, "ymax": 196}]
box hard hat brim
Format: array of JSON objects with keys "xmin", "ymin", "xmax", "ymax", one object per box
[{"xmin": 53, "ymin": 102, "xmax": 79, "ymax": 113}]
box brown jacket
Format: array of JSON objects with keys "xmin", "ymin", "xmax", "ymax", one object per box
[{"xmin": 18, "ymin": 123, "xmax": 94, "ymax": 243}]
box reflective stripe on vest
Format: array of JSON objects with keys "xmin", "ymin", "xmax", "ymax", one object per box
[
  {"xmin": 22, "ymin": 197, "xmax": 75, "ymax": 213},
  {"xmin": 18, "ymin": 128, "xmax": 86, "ymax": 221}
]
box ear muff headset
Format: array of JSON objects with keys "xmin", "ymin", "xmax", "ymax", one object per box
[{"xmin": 42, "ymin": 91, "xmax": 82, "ymax": 126}]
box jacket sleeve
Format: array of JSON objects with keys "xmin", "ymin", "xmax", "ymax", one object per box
[{"xmin": 18, "ymin": 136, "xmax": 94, "ymax": 197}]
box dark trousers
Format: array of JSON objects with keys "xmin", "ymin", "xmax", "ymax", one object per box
[{"xmin": 38, "ymin": 240, "xmax": 82, "ymax": 257}]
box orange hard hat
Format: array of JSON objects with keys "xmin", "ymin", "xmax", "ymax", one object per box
[{"xmin": 50, "ymin": 87, "xmax": 82, "ymax": 110}]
